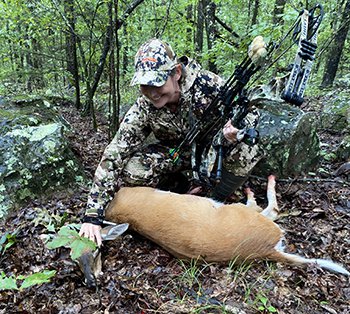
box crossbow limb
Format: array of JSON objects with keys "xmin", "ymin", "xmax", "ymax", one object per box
[{"xmin": 282, "ymin": 4, "xmax": 324, "ymax": 106}]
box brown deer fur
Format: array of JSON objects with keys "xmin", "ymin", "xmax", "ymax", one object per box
[{"xmin": 104, "ymin": 176, "xmax": 349, "ymax": 275}]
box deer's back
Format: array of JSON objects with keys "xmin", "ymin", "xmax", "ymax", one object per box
[{"xmin": 105, "ymin": 187, "xmax": 283, "ymax": 261}]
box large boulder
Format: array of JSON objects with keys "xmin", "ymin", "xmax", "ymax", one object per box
[
  {"xmin": 319, "ymin": 90, "xmax": 349, "ymax": 162},
  {"xmin": 320, "ymin": 90, "xmax": 350, "ymax": 133},
  {"xmin": 336, "ymin": 135, "xmax": 350, "ymax": 161},
  {"xmin": 248, "ymin": 80, "xmax": 320, "ymax": 177},
  {"xmin": 0, "ymin": 96, "xmax": 85, "ymax": 219}
]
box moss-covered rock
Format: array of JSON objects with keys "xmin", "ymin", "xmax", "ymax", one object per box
[
  {"xmin": 253, "ymin": 100, "xmax": 320, "ymax": 177},
  {"xmin": 0, "ymin": 97, "xmax": 85, "ymax": 219},
  {"xmin": 248, "ymin": 80, "xmax": 320, "ymax": 177},
  {"xmin": 336, "ymin": 135, "xmax": 350, "ymax": 161},
  {"xmin": 320, "ymin": 93, "xmax": 350, "ymax": 132}
]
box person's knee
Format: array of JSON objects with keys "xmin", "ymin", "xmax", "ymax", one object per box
[
  {"xmin": 223, "ymin": 144, "xmax": 262, "ymax": 177},
  {"xmin": 121, "ymin": 155, "xmax": 159, "ymax": 186}
]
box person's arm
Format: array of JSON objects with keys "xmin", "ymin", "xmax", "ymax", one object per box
[{"xmin": 80, "ymin": 98, "xmax": 151, "ymax": 244}]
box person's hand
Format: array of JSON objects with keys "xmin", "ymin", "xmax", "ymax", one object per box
[
  {"xmin": 223, "ymin": 120, "xmax": 239, "ymax": 143},
  {"xmin": 248, "ymin": 36, "xmax": 267, "ymax": 63},
  {"xmin": 79, "ymin": 222, "xmax": 102, "ymax": 247}
]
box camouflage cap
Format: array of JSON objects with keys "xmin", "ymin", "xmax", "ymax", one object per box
[{"xmin": 130, "ymin": 38, "xmax": 177, "ymax": 87}]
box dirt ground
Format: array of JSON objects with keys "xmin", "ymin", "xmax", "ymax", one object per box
[{"xmin": 0, "ymin": 98, "xmax": 349, "ymax": 314}]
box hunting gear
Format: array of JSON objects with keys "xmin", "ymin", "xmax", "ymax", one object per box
[
  {"xmin": 169, "ymin": 4, "xmax": 323, "ymax": 201},
  {"xmin": 282, "ymin": 4, "xmax": 323, "ymax": 106},
  {"xmin": 80, "ymin": 3, "xmax": 323, "ymax": 245}
]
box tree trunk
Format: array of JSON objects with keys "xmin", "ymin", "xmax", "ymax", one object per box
[
  {"xmin": 109, "ymin": 49, "xmax": 117, "ymax": 138},
  {"xmin": 114, "ymin": 0, "xmax": 121, "ymax": 135},
  {"xmin": 321, "ymin": 0, "xmax": 350, "ymax": 87},
  {"xmin": 32, "ymin": 38, "xmax": 45, "ymax": 89},
  {"xmin": 6, "ymin": 21, "xmax": 16, "ymax": 72},
  {"xmin": 84, "ymin": 0, "xmax": 145, "ymax": 119},
  {"xmin": 272, "ymin": 0, "xmax": 287, "ymax": 25},
  {"xmin": 108, "ymin": 0, "xmax": 121, "ymax": 138},
  {"xmin": 64, "ymin": 0, "xmax": 81, "ymax": 109},
  {"xmin": 195, "ymin": 0, "xmax": 207, "ymax": 54},
  {"xmin": 205, "ymin": 2, "xmax": 217, "ymax": 73},
  {"xmin": 84, "ymin": 0, "xmax": 113, "ymax": 122},
  {"xmin": 185, "ymin": 4, "xmax": 193, "ymax": 55},
  {"xmin": 251, "ymin": 0, "xmax": 260, "ymax": 26},
  {"xmin": 24, "ymin": 28, "xmax": 33, "ymax": 92},
  {"xmin": 122, "ymin": 25, "xmax": 129, "ymax": 75}
]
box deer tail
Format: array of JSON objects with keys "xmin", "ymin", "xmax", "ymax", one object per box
[{"xmin": 272, "ymin": 251, "xmax": 350, "ymax": 276}]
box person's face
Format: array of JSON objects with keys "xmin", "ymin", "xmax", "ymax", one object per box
[{"xmin": 140, "ymin": 65, "xmax": 181, "ymax": 109}]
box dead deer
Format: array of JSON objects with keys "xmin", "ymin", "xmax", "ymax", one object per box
[{"xmin": 78, "ymin": 175, "xmax": 349, "ymax": 288}]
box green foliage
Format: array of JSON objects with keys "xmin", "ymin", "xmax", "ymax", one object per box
[
  {"xmin": 46, "ymin": 224, "xmax": 97, "ymax": 260},
  {"xmin": 0, "ymin": 270, "xmax": 56, "ymax": 291},
  {"xmin": 177, "ymin": 258, "xmax": 205, "ymax": 288},
  {"xmin": 0, "ymin": 229, "xmax": 18, "ymax": 255},
  {"xmin": 0, "ymin": 0, "xmax": 347, "ymax": 123},
  {"xmin": 256, "ymin": 294, "xmax": 278, "ymax": 313},
  {"xmin": 320, "ymin": 149, "xmax": 337, "ymax": 162},
  {"xmin": 17, "ymin": 270, "xmax": 56, "ymax": 290},
  {"xmin": 32, "ymin": 207, "xmax": 68, "ymax": 233},
  {"xmin": 0, "ymin": 272, "xmax": 17, "ymax": 290},
  {"xmin": 226, "ymin": 256, "xmax": 253, "ymax": 282}
]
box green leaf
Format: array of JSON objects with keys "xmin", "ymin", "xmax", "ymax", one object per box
[
  {"xmin": 58, "ymin": 225, "xmax": 80, "ymax": 237},
  {"xmin": 46, "ymin": 234, "xmax": 72, "ymax": 249},
  {"xmin": 46, "ymin": 225, "xmax": 80, "ymax": 249},
  {"xmin": 0, "ymin": 231, "xmax": 17, "ymax": 255},
  {"xmin": 0, "ymin": 275, "xmax": 18, "ymax": 291},
  {"xmin": 259, "ymin": 296, "xmax": 268, "ymax": 306},
  {"xmin": 46, "ymin": 225, "xmax": 96, "ymax": 260},
  {"xmin": 3, "ymin": 241, "xmax": 15, "ymax": 252},
  {"xmin": 0, "ymin": 234, "xmax": 8, "ymax": 254},
  {"xmin": 70, "ymin": 237, "xmax": 96, "ymax": 260},
  {"xmin": 268, "ymin": 306, "xmax": 277, "ymax": 312},
  {"xmin": 0, "ymin": 233, "xmax": 7, "ymax": 246},
  {"xmin": 19, "ymin": 270, "xmax": 56, "ymax": 290},
  {"xmin": 46, "ymin": 223, "xmax": 56, "ymax": 233}
]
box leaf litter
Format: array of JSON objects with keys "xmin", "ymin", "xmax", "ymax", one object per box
[{"xmin": 0, "ymin": 99, "xmax": 349, "ymax": 313}]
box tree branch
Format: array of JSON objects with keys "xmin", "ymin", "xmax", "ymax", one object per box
[
  {"xmin": 214, "ymin": 15, "xmax": 240, "ymax": 38},
  {"xmin": 117, "ymin": 0, "xmax": 145, "ymax": 28}
]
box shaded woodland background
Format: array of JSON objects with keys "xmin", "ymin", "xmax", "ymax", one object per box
[
  {"xmin": 0, "ymin": 95, "xmax": 349, "ymax": 313},
  {"xmin": 0, "ymin": 0, "xmax": 350, "ymax": 135},
  {"xmin": 0, "ymin": 1, "xmax": 350, "ymax": 313}
]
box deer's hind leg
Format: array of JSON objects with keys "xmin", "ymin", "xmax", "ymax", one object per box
[
  {"xmin": 260, "ymin": 175, "xmax": 279, "ymax": 221},
  {"xmin": 245, "ymin": 187, "xmax": 263, "ymax": 212}
]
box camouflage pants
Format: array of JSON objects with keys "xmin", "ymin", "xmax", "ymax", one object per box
[
  {"xmin": 223, "ymin": 141, "xmax": 262, "ymax": 177},
  {"xmin": 121, "ymin": 144, "xmax": 191, "ymax": 189},
  {"xmin": 120, "ymin": 141, "xmax": 262, "ymax": 189}
]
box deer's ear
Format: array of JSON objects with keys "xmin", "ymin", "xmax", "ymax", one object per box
[{"xmin": 101, "ymin": 223, "xmax": 129, "ymax": 241}]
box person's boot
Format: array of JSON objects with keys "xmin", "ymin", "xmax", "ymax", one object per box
[{"xmin": 211, "ymin": 167, "xmax": 247, "ymax": 202}]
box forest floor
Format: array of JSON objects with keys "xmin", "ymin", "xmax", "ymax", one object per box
[{"xmin": 0, "ymin": 95, "xmax": 349, "ymax": 314}]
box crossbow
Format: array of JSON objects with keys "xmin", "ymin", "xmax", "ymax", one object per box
[
  {"xmin": 281, "ymin": 4, "xmax": 324, "ymax": 105},
  {"xmin": 170, "ymin": 4, "xmax": 324, "ymax": 183}
]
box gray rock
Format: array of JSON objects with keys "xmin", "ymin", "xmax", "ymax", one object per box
[
  {"xmin": 248, "ymin": 80, "xmax": 320, "ymax": 177},
  {"xmin": 253, "ymin": 100, "xmax": 320, "ymax": 177},
  {"xmin": 336, "ymin": 135, "xmax": 350, "ymax": 161},
  {"xmin": 0, "ymin": 97, "xmax": 85, "ymax": 219},
  {"xmin": 320, "ymin": 92, "xmax": 349, "ymax": 132}
]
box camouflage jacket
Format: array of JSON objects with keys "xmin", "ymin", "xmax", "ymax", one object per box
[{"xmin": 85, "ymin": 56, "xmax": 224, "ymax": 217}]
